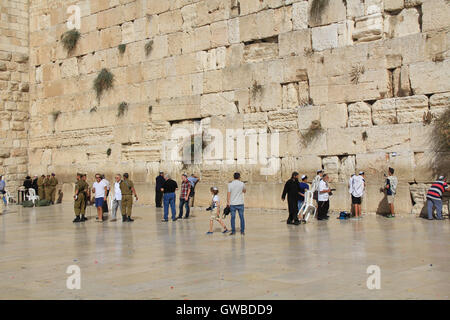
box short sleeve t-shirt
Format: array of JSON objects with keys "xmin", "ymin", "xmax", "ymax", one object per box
[
  {"xmin": 93, "ymin": 180, "xmax": 107, "ymax": 198},
  {"xmin": 211, "ymin": 194, "xmax": 220, "ymax": 209},
  {"xmin": 228, "ymin": 180, "xmax": 245, "ymax": 205},
  {"xmin": 318, "ymin": 180, "xmax": 329, "ymax": 202},
  {"xmin": 298, "ymin": 182, "xmax": 309, "ymax": 201}
]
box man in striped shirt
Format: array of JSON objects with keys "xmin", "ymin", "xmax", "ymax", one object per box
[{"xmin": 426, "ymin": 176, "xmax": 448, "ymax": 220}]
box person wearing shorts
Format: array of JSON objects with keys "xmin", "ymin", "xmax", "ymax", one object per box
[
  {"xmin": 351, "ymin": 172, "xmax": 365, "ymax": 219},
  {"xmin": 92, "ymin": 173, "xmax": 107, "ymax": 222},
  {"xmin": 384, "ymin": 167, "xmax": 398, "ymax": 218},
  {"xmin": 206, "ymin": 187, "xmax": 229, "ymax": 235}
]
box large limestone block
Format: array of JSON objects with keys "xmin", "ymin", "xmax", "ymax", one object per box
[
  {"xmin": 325, "ymin": 127, "xmax": 367, "ymax": 155},
  {"xmin": 338, "ymin": 155, "xmax": 356, "ymax": 182},
  {"xmin": 430, "ymin": 92, "xmax": 450, "ymax": 119},
  {"xmin": 60, "ymin": 57, "xmax": 78, "ymax": 78},
  {"xmin": 211, "ymin": 20, "xmax": 229, "ymax": 47},
  {"xmin": 409, "ymin": 60, "xmax": 450, "ymax": 95},
  {"xmin": 371, "ymin": 98, "xmax": 397, "ymax": 125},
  {"xmin": 243, "ymin": 112, "xmax": 268, "ymax": 130},
  {"xmin": 251, "ymin": 83, "xmax": 282, "ymax": 112},
  {"xmin": 308, "ymin": 0, "xmax": 346, "ymax": 27},
  {"xmin": 348, "ymin": 102, "xmax": 372, "ymax": 127},
  {"xmin": 365, "ymin": 124, "xmax": 411, "ymax": 152},
  {"xmin": 385, "ymin": 8, "xmax": 420, "ymax": 39},
  {"xmin": 353, "ymin": 13, "xmax": 383, "ymax": 42},
  {"xmin": 320, "ymin": 103, "xmax": 348, "ymax": 129},
  {"xmin": 228, "ymin": 18, "xmax": 240, "ymax": 44},
  {"xmin": 346, "ymin": 0, "xmax": 365, "ymax": 18},
  {"xmin": 422, "ymin": 0, "xmax": 450, "ymax": 32},
  {"xmin": 152, "ymin": 96, "xmax": 201, "ymax": 121},
  {"xmin": 243, "ymin": 42, "xmax": 278, "ymax": 63},
  {"xmin": 338, "ymin": 20, "xmax": 355, "ymax": 47},
  {"xmin": 312, "ymin": 24, "xmax": 338, "ymax": 51},
  {"xmin": 384, "ymin": 0, "xmax": 404, "ymax": 11},
  {"xmin": 395, "ymin": 95, "xmax": 428, "ymax": 124},
  {"xmin": 322, "ymin": 156, "xmax": 339, "ymax": 181},
  {"xmin": 282, "ymin": 83, "xmax": 299, "ymax": 109},
  {"xmin": 281, "ymin": 155, "xmax": 322, "ymax": 181},
  {"xmin": 158, "ymin": 9, "xmax": 183, "ymax": 34},
  {"xmin": 222, "ymin": 64, "xmax": 254, "ymax": 91},
  {"xmin": 298, "ymin": 104, "xmax": 320, "ymax": 130},
  {"xmin": 292, "ymin": 1, "xmax": 308, "ymax": 30},
  {"xmin": 200, "ymin": 92, "xmax": 238, "ymax": 117},
  {"xmin": 409, "ymin": 123, "xmax": 433, "ymax": 152},
  {"xmin": 268, "ymin": 109, "xmax": 299, "ymax": 132},
  {"xmin": 145, "ymin": 0, "xmax": 171, "ymax": 15},
  {"xmin": 279, "ymin": 29, "xmax": 311, "ymax": 57}
]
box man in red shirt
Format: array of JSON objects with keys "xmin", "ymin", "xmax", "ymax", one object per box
[
  {"xmin": 178, "ymin": 174, "xmax": 191, "ymax": 219},
  {"xmin": 426, "ymin": 176, "xmax": 448, "ymax": 220}
]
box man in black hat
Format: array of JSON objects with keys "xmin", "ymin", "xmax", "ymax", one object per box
[
  {"xmin": 155, "ymin": 171, "xmax": 164, "ymax": 208},
  {"xmin": 282, "ymin": 172, "xmax": 302, "ymax": 225}
]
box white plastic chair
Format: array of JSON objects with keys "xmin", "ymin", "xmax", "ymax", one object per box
[
  {"xmin": 5, "ymin": 191, "xmax": 13, "ymax": 206},
  {"xmin": 26, "ymin": 188, "xmax": 40, "ymax": 204},
  {"xmin": 298, "ymin": 190, "xmax": 317, "ymax": 222}
]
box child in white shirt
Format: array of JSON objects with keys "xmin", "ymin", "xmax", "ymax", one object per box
[{"xmin": 206, "ymin": 187, "xmax": 229, "ymax": 235}]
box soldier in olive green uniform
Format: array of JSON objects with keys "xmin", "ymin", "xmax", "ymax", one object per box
[
  {"xmin": 120, "ymin": 173, "xmax": 138, "ymax": 222},
  {"xmin": 48, "ymin": 173, "xmax": 58, "ymax": 204},
  {"xmin": 73, "ymin": 173, "xmax": 89, "ymax": 223},
  {"xmin": 37, "ymin": 175, "xmax": 45, "ymax": 200},
  {"xmin": 44, "ymin": 175, "xmax": 51, "ymax": 202}
]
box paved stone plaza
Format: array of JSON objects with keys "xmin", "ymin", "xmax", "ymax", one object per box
[{"xmin": 0, "ymin": 203, "xmax": 449, "ymax": 300}]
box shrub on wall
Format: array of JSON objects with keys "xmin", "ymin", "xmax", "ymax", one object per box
[
  {"xmin": 61, "ymin": 29, "xmax": 81, "ymax": 53},
  {"xmin": 145, "ymin": 40, "xmax": 154, "ymax": 56},
  {"xmin": 93, "ymin": 68, "xmax": 114, "ymax": 100},
  {"xmin": 118, "ymin": 44, "xmax": 126, "ymax": 54},
  {"xmin": 432, "ymin": 107, "xmax": 450, "ymax": 152},
  {"xmin": 117, "ymin": 101, "xmax": 128, "ymax": 117}
]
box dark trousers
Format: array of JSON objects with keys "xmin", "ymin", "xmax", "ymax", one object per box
[
  {"xmin": 318, "ymin": 200, "xmax": 329, "ymax": 219},
  {"xmin": 287, "ymin": 198, "xmax": 299, "ymax": 222},
  {"xmin": 155, "ymin": 190, "xmax": 163, "ymax": 207},
  {"xmin": 178, "ymin": 198, "xmax": 190, "ymax": 218}
]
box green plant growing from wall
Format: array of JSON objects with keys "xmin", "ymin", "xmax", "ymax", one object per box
[
  {"xmin": 90, "ymin": 106, "xmax": 97, "ymax": 113},
  {"xmin": 93, "ymin": 68, "xmax": 114, "ymax": 100},
  {"xmin": 51, "ymin": 110, "xmax": 61, "ymax": 122},
  {"xmin": 145, "ymin": 40, "xmax": 154, "ymax": 56},
  {"xmin": 117, "ymin": 101, "xmax": 128, "ymax": 117},
  {"xmin": 310, "ymin": 0, "xmax": 330, "ymax": 25},
  {"xmin": 148, "ymin": 105, "xmax": 153, "ymax": 115},
  {"xmin": 350, "ymin": 64, "xmax": 365, "ymax": 84},
  {"xmin": 118, "ymin": 44, "xmax": 126, "ymax": 54},
  {"xmin": 301, "ymin": 120, "xmax": 324, "ymax": 146},
  {"xmin": 61, "ymin": 29, "xmax": 81, "ymax": 53},
  {"xmin": 251, "ymin": 80, "xmax": 263, "ymax": 99},
  {"xmin": 362, "ymin": 131, "xmax": 368, "ymax": 141},
  {"xmin": 106, "ymin": 148, "xmax": 112, "ymax": 157},
  {"xmin": 432, "ymin": 106, "xmax": 450, "ymax": 152}
]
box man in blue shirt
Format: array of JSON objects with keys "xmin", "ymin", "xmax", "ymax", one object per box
[
  {"xmin": 187, "ymin": 173, "xmax": 200, "ymax": 207},
  {"xmin": 298, "ymin": 175, "xmax": 309, "ymax": 218}
]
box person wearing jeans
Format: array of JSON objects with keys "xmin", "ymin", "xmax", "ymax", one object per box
[
  {"xmin": 227, "ymin": 172, "xmax": 246, "ymax": 235},
  {"xmin": 0, "ymin": 176, "xmax": 6, "ymax": 206},
  {"xmin": 178, "ymin": 174, "xmax": 191, "ymax": 219},
  {"xmin": 111, "ymin": 174, "xmax": 122, "ymax": 222},
  {"xmin": 426, "ymin": 176, "xmax": 448, "ymax": 220},
  {"xmin": 161, "ymin": 174, "xmax": 178, "ymax": 222}
]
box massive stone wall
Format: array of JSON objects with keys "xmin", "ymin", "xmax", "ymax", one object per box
[
  {"xmin": 0, "ymin": 0, "xmax": 29, "ymax": 193},
  {"xmin": 3, "ymin": 0, "xmax": 450, "ymax": 213}
]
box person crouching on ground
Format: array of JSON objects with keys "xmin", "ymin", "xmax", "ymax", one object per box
[
  {"xmin": 92, "ymin": 173, "xmax": 107, "ymax": 222},
  {"xmin": 318, "ymin": 174, "xmax": 332, "ymax": 220},
  {"xmin": 206, "ymin": 187, "xmax": 229, "ymax": 235},
  {"xmin": 426, "ymin": 175, "xmax": 448, "ymax": 220},
  {"xmin": 282, "ymin": 171, "xmax": 301, "ymax": 225}
]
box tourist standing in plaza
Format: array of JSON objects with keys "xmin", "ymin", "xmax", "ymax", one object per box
[
  {"xmin": 178, "ymin": 174, "xmax": 191, "ymax": 219},
  {"xmin": 92, "ymin": 173, "xmax": 107, "ymax": 222},
  {"xmin": 282, "ymin": 172, "xmax": 301, "ymax": 225},
  {"xmin": 161, "ymin": 174, "xmax": 178, "ymax": 222},
  {"xmin": 155, "ymin": 171, "xmax": 164, "ymax": 208},
  {"xmin": 384, "ymin": 167, "xmax": 398, "ymax": 218},
  {"xmin": 0, "ymin": 175, "xmax": 6, "ymax": 207},
  {"xmin": 206, "ymin": 187, "xmax": 229, "ymax": 235},
  {"xmin": 188, "ymin": 173, "xmax": 200, "ymax": 207},
  {"xmin": 48, "ymin": 173, "xmax": 58, "ymax": 204},
  {"xmin": 101, "ymin": 174, "xmax": 110, "ymax": 214},
  {"xmin": 318, "ymin": 174, "xmax": 332, "ymax": 220},
  {"xmin": 351, "ymin": 172, "xmax": 365, "ymax": 219},
  {"xmin": 120, "ymin": 173, "xmax": 138, "ymax": 222},
  {"xmin": 227, "ymin": 172, "xmax": 246, "ymax": 235},
  {"xmin": 426, "ymin": 176, "xmax": 448, "ymax": 220},
  {"xmin": 110, "ymin": 174, "xmax": 123, "ymax": 222},
  {"xmin": 73, "ymin": 173, "xmax": 89, "ymax": 223},
  {"xmin": 43, "ymin": 174, "xmax": 51, "ymax": 202}
]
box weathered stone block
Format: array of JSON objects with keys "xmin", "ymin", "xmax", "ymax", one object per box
[
  {"xmin": 282, "ymin": 83, "xmax": 299, "ymax": 109},
  {"xmin": 312, "ymin": 24, "xmax": 338, "ymax": 51},
  {"xmin": 385, "ymin": 8, "xmax": 420, "ymax": 39},
  {"xmin": 422, "ymin": 0, "xmax": 450, "ymax": 32},
  {"xmin": 384, "ymin": 0, "xmax": 404, "ymax": 11},
  {"xmin": 243, "ymin": 42, "xmax": 278, "ymax": 63},
  {"xmin": 430, "ymin": 92, "xmax": 450, "ymax": 119},
  {"xmin": 409, "ymin": 60, "xmax": 450, "ymax": 95},
  {"xmin": 353, "ymin": 13, "xmax": 383, "ymax": 42},
  {"xmin": 320, "ymin": 103, "xmax": 348, "ymax": 129},
  {"xmin": 279, "ymin": 29, "xmax": 311, "ymax": 57},
  {"xmin": 292, "ymin": 1, "xmax": 308, "ymax": 30},
  {"xmin": 268, "ymin": 109, "xmax": 298, "ymax": 132},
  {"xmin": 200, "ymin": 91, "xmax": 237, "ymax": 117},
  {"xmin": 308, "ymin": 0, "xmax": 346, "ymax": 27},
  {"xmin": 365, "ymin": 124, "xmax": 411, "ymax": 152},
  {"xmin": 348, "ymin": 102, "xmax": 372, "ymax": 127},
  {"xmin": 396, "ymin": 95, "xmax": 428, "ymax": 124}
]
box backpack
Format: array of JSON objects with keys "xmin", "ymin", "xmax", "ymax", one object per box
[
  {"xmin": 22, "ymin": 200, "xmax": 34, "ymax": 207},
  {"xmin": 338, "ymin": 211, "xmax": 351, "ymax": 220},
  {"xmin": 37, "ymin": 199, "xmax": 51, "ymax": 206},
  {"xmin": 222, "ymin": 206, "xmax": 231, "ymax": 219}
]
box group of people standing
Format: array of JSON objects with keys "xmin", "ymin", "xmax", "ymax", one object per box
[
  {"xmin": 73, "ymin": 172, "xmax": 138, "ymax": 223},
  {"xmin": 22, "ymin": 173, "xmax": 59, "ymax": 204}
]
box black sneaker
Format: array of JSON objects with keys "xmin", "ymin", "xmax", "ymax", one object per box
[
  {"xmin": 172, "ymin": 218, "xmax": 178, "ymax": 221},
  {"xmin": 287, "ymin": 220, "xmax": 293, "ymax": 225},
  {"xmin": 293, "ymin": 221, "xmax": 301, "ymax": 225},
  {"xmin": 127, "ymin": 216, "xmax": 134, "ymax": 222},
  {"xmin": 73, "ymin": 216, "xmax": 81, "ymax": 223},
  {"xmin": 122, "ymin": 216, "xmax": 127, "ymax": 222}
]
